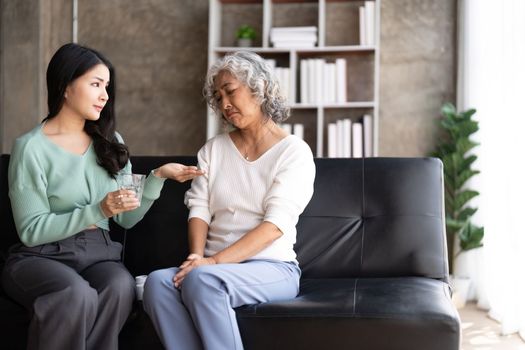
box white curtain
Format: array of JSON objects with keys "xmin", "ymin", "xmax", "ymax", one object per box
[{"xmin": 457, "ymin": 0, "xmax": 525, "ymax": 339}]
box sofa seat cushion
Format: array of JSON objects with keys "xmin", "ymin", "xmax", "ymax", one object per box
[{"xmin": 236, "ymin": 277, "xmax": 460, "ymax": 350}]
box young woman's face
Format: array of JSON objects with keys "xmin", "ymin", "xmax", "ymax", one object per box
[
  {"xmin": 63, "ymin": 63, "xmax": 110, "ymax": 121},
  {"xmin": 214, "ymin": 71, "xmax": 263, "ymax": 129}
]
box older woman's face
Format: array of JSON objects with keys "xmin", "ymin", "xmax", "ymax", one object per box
[{"xmin": 214, "ymin": 71, "xmax": 263, "ymax": 129}]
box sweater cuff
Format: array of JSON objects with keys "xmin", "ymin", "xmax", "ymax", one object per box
[
  {"xmin": 263, "ymin": 215, "xmax": 289, "ymax": 237},
  {"xmin": 188, "ymin": 207, "xmax": 211, "ymax": 225},
  {"xmin": 142, "ymin": 170, "xmax": 167, "ymax": 200},
  {"xmin": 87, "ymin": 202, "xmax": 110, "ymax": 224}
]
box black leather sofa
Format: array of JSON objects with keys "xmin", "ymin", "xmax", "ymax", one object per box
[{"xmin": 0, "ymin": 154, "xmax": 461, "ymax": 350}]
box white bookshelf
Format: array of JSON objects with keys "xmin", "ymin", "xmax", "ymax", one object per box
[{"xmin": 207, "ymin": 0, "xmax": 380, "ymax": 157}]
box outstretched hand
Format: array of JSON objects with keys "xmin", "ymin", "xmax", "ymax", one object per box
[{"xmin": 154, "ymin": 163, "xmax": 205, "ymax": 183}]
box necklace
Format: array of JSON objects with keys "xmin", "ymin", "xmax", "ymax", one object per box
[{"xmin": 240, "ymin": 123, "xmax": 274, "ymax": 161}]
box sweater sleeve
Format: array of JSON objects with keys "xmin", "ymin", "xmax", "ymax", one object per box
[
  {"xmin": 184, "ymin": 144, "xmax": 212, "ymax": 224},
  {"xmin": 112, "ymin": 133, "xmax": 166, "ymax": 229},
  {"xmin": 8, "ymin": 142, "xmax": 107, "ymax": 247},
  {"xmin": 263, "ymin": 140, "xmax": 316, "ymax": 240}
]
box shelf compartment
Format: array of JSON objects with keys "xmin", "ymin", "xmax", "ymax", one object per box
[{"xmin": 220, "ymin": 3, "xmax": 264, "ymax": 47}]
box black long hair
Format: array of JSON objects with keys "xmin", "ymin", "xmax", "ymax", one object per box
[{"xmin": 43, "ymin": 43, "xmax": 129, "ymax": 177}]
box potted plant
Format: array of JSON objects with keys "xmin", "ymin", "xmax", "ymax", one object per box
[
  {"xmin": 432, "ymin": 103, "xmax": 484, "ymax": 303},
  {"xmin": 236, "ymin": 24, "xmax": 256, "ymax": 47}
]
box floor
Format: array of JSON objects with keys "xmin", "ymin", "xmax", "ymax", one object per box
[{"xmin": 460, "ymin": 303, "xmax": 525, "ymax": 350}]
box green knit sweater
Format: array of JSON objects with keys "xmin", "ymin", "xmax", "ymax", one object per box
[{"xmin": 8, "ymin": 124, "xmax": 166, "ymax": 247}]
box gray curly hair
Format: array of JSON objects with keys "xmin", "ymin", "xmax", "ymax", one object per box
[{"xmin": 204, "ymin": 50, "xmax": 290, "ymax": 123}]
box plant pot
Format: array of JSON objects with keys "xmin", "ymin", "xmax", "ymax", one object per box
[
  {"xmin": 237, "ymin": 38, "xmax": 253, "ymax": 47},
  {"xmin": 454, "ymin": 247, "xmax": 484, "ymax": 301},
  {"xmin": 450, "ymin": 275, "xmax": 471, "ymax": 309}
]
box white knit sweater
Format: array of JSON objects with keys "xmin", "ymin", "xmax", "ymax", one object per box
[{"xmin": 184, "ymin": 133, "xmax": 316, "ymax": 262}]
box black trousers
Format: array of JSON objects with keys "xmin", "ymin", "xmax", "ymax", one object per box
[{"xmin": 1, "ymin": 228, "xmax": 135, "ymax": 350}]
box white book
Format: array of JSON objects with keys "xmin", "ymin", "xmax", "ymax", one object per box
[
  {"xmin": 363, "ymin": 114, "xmax": 373, "ymax": 157},
  {"xmin": 293, "ymin": 124, "xmax": 304, "ymax": 140},
  {"xmin": 315, "ymin": 59, "xmax": 324, "ymax": 103},
  {"xmin": 327, "ymin": 123, "xmax": 337, "ymax": 158},
  {"xmin": 300, "ymin": 60, "xmax": 308, "ymax": 104},
  {"xmin": 359, "ymin": 6, "xmax": 366, "ymax": 46},
  {"xmin": 336, "ymin": 120, "xmax": 344, "ymax": 157},
  {"xmin": 280, "ymin": 123, "xmax": 292, "ymax": 135},
  {"xmin": 352, "ymin": 123, "xmax": 363, "ymax": 158},
  {"xmin": 365, "ymin": 1, "xmax": 375, "ymax": 46},
  {"xmin": 271, "ymin": 26, "xmax": 317, "ymax": 33},
  {"xmin": 323, "ymin": 64, "xmax": 331, "ymax": 104},
  {"xmin": 308, "ymin": 59, "xmax": 317, "ymax": 103},
  {"xmin": 326, "ymin": 63, "xmax": 337, "ymax": 104},
  {"xmin": 343, "ymin": 118, "xmax": 352, "ymax": 158},
  {"xmin": 272, "ymin": 41, "xmax": 316, "ymax": 49},
  {"xmin": 335, "ymin": 58, "xmax": 347, "ymax": 103},
  {"xmin": 271, "ymin": 33, "xmax": 317, "ymax": 42}
]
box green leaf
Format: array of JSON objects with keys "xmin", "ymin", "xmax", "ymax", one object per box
[
  {"xmin": 456, "ymin": 138, "xmax": 479, "ymax": 156},
  {"xmin": 458, "ymin": 207, "xmax": 477, "ymax": 221},
  {"xmin": 454, "ymin": 190, "xmax": 479, "ymax": 212},
  {"xmin": 456, "ymin": 169, "xmax": 480, "ymax": 189},
  {"xmin": 441, "ymin": 103, "xmax": 457, "ymax": 117},
  {"xmin": 446, "ymin": 218, "xmax": 467, "ymax": 231},
  {"xmin": 458, "ymin": 155, "xmax": 478, "ymax": 174},
  {"xmin": 457, "ymin": 120, "xmax": 479, "ymax": 137},
  {"xmin": 459, "ymin": 223, "xmax": 484, "ymax": 250}
]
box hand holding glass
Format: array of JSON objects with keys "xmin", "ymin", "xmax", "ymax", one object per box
[{"xmin": 117, "ymin": 174, "xmax": 146, "ymax": 205}]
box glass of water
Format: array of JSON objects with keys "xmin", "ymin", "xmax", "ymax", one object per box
[{"xmin": 117, "ymin": 173, "xmax": 146, "ymax": 204}]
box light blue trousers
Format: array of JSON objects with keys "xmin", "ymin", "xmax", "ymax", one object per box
[{"xmin": 142, "ymin": 259, "xmax": 301, "ymax": 350}]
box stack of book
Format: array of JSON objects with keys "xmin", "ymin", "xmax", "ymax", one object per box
[
  {"xmin": 327, "ymin": 115, "xmax": 373, "ymax": 158},
  {"xmin": 270, "ymin": 26, "xmax": 317, "ymax": 48},
  {"xmin": 300, "ymin": 58, "xmax": 347, "ymax": 104},
  {"xmin": 359, "ymin": 1, "xmax": 376, "ymax": 46}
]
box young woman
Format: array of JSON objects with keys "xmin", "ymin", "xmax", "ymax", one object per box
[
  {"xmin": 0, "ymin": 43, "xmax": 203, "ymax": 350},
  {"xmin": 143, "ymin": 50, "xmax": 316, "ymax": 350}
]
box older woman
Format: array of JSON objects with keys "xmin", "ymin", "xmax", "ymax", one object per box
[{"xmin": 143, "ymin": 50, "xmax": 315, "ymax": 350}]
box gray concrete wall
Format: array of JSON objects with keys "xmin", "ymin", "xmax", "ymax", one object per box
[
  {"xmin": 0, "ymin": 0, "xmax": 456, "ymax": 157},
  {"xmin": 380, "ymin": 0, "xmax": 456, "ymax": 156},
  {"xmin": 77, "ymin": 0, "xmax": 208, "ymax": 156},
  {"xmin": 0, "ymin": 0, "xmax": 71, "ymax": 152}
]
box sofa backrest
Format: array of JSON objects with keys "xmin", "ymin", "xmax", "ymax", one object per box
[
  {"xmin": 0, "ymin": 155, "xmax": 18, "ymax": 265},
  {"xmin": 0, "ymin": 155, "xmax": 449, "ymax": 282},
  {"xmin": 297, "ymin": 157, "xmax": 448, "ymax": 282}
]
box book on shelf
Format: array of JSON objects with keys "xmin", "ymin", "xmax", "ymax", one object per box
[
  {"xmin": 326, "ymin": 116, "xmax": 373, "ymax": 158},
  {"xmin": 270, "ymin": 26, "xmax": 317, "ymax": 49},
  {"xmin": 362, "ymin": 114, "xmax": 373, "ymax": 157},
  {"xmin": 335, "ymin": 58, "xmax": 347, "ymax": 103},
  {"xmin": 327, "ymin": 123, "xmax": 337, "ymax": 158},
  {"xmin": 336, "ymin": 119, "xmax": 344, "ymax": 158},
  {"xmin": 293, "ymin": 124, "xmax": 304, "ymax": 140},
  {"xmin": 352, "ymin": 123, "xmax": 363, "ymax": 158},
  {"xmin": 343, "ymin": 118, "xmax": 352, "ymax": 157},
  {"xmin": 300, "ymin": 58, "xmax": 347, "ymax": 104},
  {"xmin": 360, "ymin": 1, "xmax": 375, "ymax": 46},
  {"xmin": 300, "ymin": 60, "xmax": 308, "ymax": 104}
]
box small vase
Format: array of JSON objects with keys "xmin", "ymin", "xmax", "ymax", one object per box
[{"xmin": 237, "ymin": 38, "xmax": 252, "ymax": 47}]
